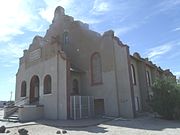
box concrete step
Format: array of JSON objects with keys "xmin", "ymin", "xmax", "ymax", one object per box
[
  {"xmin": 0, "ymin": 110, "xmax": 20, "ymax": 122},
  {"xmin": 8, "ymin": 115, "xmax": 19, "ymax": 120}
]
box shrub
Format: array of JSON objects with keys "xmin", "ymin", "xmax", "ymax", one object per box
[{"xmin": 150, "ymin": 78, "xmax": 180, "ymax": 120}]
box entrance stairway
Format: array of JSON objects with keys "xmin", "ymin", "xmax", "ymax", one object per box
[
  {"xmin": 2, "ymin": 97, "xmax": 28, "ymax": 122},
  {"xmin": 4, "ymin": 111, "xmax": 19, "ymax": 122}
]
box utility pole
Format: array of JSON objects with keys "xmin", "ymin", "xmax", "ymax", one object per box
[{"xmin": 10, "ymin": 91, "xmax": 12, "ymax": 101}]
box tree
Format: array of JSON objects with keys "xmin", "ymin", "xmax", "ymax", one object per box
[{"xmin": 150, "ymin": 78, "xmax": 180, "ymax": 120}]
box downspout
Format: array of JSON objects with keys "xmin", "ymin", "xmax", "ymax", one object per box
[{"xmin": 57, "ymin": 51, "xmax": 60, "ymax": 119}]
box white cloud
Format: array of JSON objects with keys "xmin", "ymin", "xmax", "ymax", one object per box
[
  {"xmin": 174, "ymin": 72, "xmax": 180, "ymax": 78},
  {"xmin": 39, "ymin": 0, "xmax": 73, "ymax": 22},
  {"xmin": 91, "ymin": 0, "xmax": 111, "ymax": 14},
  {"xmin": 0, "ymin": 43, "xmax": 27, "ymax": 58},
  {"xmin": 114, "ymin": 25, "xmax": 137, "ymax": 36},
  {"xmin": 0, "ymin": 42, "xmax": 28, "ymax": 67},
  {"xmin": 0, "ymin": 0, "xmax": 45, "ymax": 42},
  {"xmin": 156, "ymin": 0, "xmax": 180, "ymax": 12},
  {"xmin": 80, "ymin": 18, "xmax": 102, "ymax": 24},
  {"xmin": 146, "ymin": 44, "xmax": 172, "ymax": 59},
  {"xmin": 172, "ymin": 27, "xmax": 180, "ymax": 32},
  {"xmin": 39, "ymin": 0, "xmax": 104, "ymax": 25}
]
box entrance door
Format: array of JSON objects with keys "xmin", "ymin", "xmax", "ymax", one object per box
[
  {"xmin": 72, "ymin": 79, "xmax": 79, "ymax": 95},
  {"xmin": 94, "ymin": 99, "xmax": 105, "ymax": 116},
  {"xmin": 30, "ymin": 75, "xmax": 39, "ymax": 104}
]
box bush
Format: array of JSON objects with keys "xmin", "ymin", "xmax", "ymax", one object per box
[{"xmin": 150, "ymin": 78, "xmax": 180, "ymax": 120}]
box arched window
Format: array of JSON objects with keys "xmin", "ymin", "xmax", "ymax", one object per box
[
  {"xmin": 21, "ymin": 81, "xmax": 26, "ymax": 97},
  {"xmin": 146, "ymin": 71, "xmax": 151, "ymax": 86},
  {"xmin": 72, "ymin": 79, "xmax": 79, "ymax": 95},
  {"xmin": 131, "ymin": 64, "xmax": 136, "ymax": 85},
  {"xmin": 91, "ymin": 52, "xmax": 102, "ymax": 85},
  {"xmin": 44, "ymin": 75, "xmax": 52, "ymax": 94}
]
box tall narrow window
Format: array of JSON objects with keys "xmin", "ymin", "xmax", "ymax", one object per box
[
  {"xmin": 63, "ymin": 32, "xmax": 69, "ymax": 44},
  {"xmin": 62, "ymin": 31, "xmax": 69, "ymax": 51},
  {"xmin": 91, "ymin": 52, "xmax": 102, "ymax": 85},
  {"xmin": 131, "ymin": 64, "xmax": 136, "ymax": 85},
  {"xmin": 21, "ymin": 81, "xmax": 26, "ymax": 97},
  {"xmin": 44, "ymin": 75, "xmax": 52, "ymax": 94},
  {"xmin": 146, "ymin": 71, "xmax": 151, "ymax": 86}
]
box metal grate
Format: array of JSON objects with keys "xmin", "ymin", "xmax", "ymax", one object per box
[{"xmin": 70, "ymin": 96, "xmax": 94, "ymax": 120}]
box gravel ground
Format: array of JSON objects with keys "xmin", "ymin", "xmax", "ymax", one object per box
[{"xmin": 4, "ymin": 116, "xmax": 180, "ymax": 135}]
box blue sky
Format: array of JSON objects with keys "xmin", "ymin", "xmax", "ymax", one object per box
[{"xmin": 0, "ymin": 0, "xmax": 180, "ymax": 101}]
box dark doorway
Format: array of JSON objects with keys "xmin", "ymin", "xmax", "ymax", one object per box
[
  {"xmin": 30, "ymin": 75, "xmax": 39, "ymax": 104},
  {"xmin": 94, "ymin": 99, "xmax": 105, "ymax": 116},
  {"xmin": 72, "ymin": 79, "xmax": 79, "ymax": 95}
]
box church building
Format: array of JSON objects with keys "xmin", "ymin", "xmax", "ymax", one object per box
[{"xmin": 15, "ymin": 6, "xmax": 175, "ymax": 121}]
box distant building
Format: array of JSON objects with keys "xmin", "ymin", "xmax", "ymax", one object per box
[
  {"xmin": 0, "ymin": 101, "xmax": 7, "ymax": 108},
  {"xmin": 15, "ymin": 6, "xmax": 176, "ymax": 121}
]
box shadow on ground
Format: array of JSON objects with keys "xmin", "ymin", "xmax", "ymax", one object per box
[
  {"xmin": 35, "ymin": 115, "xmax": 180, "ymax": 134},
  {"xmin": 103, "ymin": 115, "xmax": 180, "ymax": 131},
  {"xmin": 36, "ymin": 118, "xmax": 110, "ymax": 134},
  {"xmin": 2, "ymin": 114, "xmax": 180, "ymax": 134}
]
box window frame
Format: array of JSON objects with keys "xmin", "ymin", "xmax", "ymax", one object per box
[
  {"xmin": 43, "ymin": 74, "xmax": 52, "ymax": 94},
  {"xmin": 90, "ymin": 52, "xmax": 103, "ymax": 85},
  {"xmin": 21, "ymin": 81, "xmax": 26, "ymax": 97},
  {"xmin": 146, "ymin": 71, "xmax": 151, "ymax": 86},
  {"xmin": 131, "ymin": 64, "xmax": 136, "ymax": 85}
]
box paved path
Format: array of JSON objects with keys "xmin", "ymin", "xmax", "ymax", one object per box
[
  {"xmin": 1, "ymin": 113, "xmax": 180, "ymax": 135},
  {"xmin": 4, "ymin": 115, "xmax": 180, "ymax": 135},
  {"xmin": 0, "ymin": 117, "xmax": 110, "ymax": 128}
]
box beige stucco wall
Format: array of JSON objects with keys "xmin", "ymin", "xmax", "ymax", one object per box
[
  {"xmin": 16, "ymin": 51, "xmax": 67, "ymax": 120},
  {"xmin": 79, "ymin": 31, "xmax": 119, "ymax": 117},
  {"xmin": 57, "ymin": 54, "xmax": 67, "ymax": 119},
  {"xmin": 18, "ymin": 105, "xmax": 44, "ymax": 122},
  {"xmin": 113, "ymin": 40, "xmax": 135, "ymax": 118},
  {"xmin": 130, "ymin": 58, "xmax": 142, "ymax": 112}
]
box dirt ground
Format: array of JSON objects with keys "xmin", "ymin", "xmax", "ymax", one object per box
[{"xmin": 3, "ymin": 116, "xmax": 180, "ymax": 135}]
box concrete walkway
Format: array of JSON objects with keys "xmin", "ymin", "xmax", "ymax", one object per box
[
  {"xmin": 6, "ymin": 115, "xmax": 180, "ymax": 135},
  {"xmin": 0, "ymin": 117, "xmax": 111, "ymax": 128}
]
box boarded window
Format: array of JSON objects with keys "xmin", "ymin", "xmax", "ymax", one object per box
[
  {"xmin": 91, "ymin": 52, "xmax": 102, "ymax": 85},
  {"xmin": 44, "ymin": 75, "xmax": 52, "ymax": 94},
  {"xmin": 21, "ymin": 81, "xmax": 26, "ymax": 97},
  {"xmin": 131, "ymin": 64, "xmax": 136, "ymax": 85}
]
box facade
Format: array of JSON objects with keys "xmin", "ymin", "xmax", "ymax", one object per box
[{"xmin": 15, "ymin": 6, "xmax": 176, "ymax": 120}]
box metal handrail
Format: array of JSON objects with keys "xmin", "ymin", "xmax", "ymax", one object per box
[
  {"xmin": 3, "ymin": 97, "xmax": 29, "ymax": 119},
  {"xmin": 6, "ymin": 97, "xmax": 29, "ymax": 107}
]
